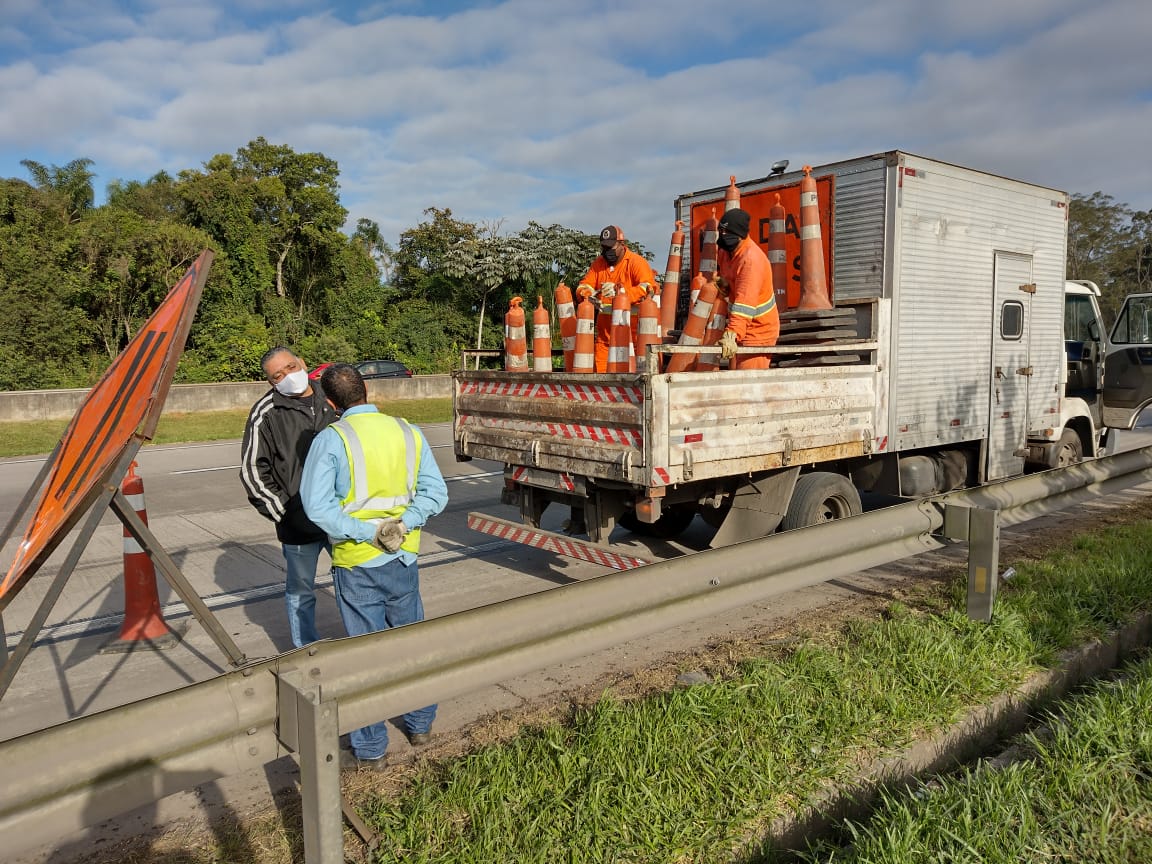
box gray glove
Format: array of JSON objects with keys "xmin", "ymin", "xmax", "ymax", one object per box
[
  {"xmin": 372, "ymin": 517, "xmax": 407, "ymax": 553},
  {"xmin": 719, "ymin": 330, "xmax": 739, "ymax": 361}
]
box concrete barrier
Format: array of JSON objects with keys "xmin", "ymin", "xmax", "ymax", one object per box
[{"xmin": 0, "ymin": 376, "xmax": 453, "ymax": 422}]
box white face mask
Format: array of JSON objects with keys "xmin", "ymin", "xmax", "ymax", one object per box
[{"xmin": 274, "ymin": 369, "xmax": 310, "ymax": 397}]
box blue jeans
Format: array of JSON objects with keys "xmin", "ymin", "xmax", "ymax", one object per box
[
  {"xmin": 332, "ymin": 556, "xmax": 437, "ymax": 759},
  {"xmin": 282, "ymin": 541, "xmax": 327, "ymax": 649}
]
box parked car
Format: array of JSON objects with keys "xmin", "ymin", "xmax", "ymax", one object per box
[{"xmin": 355, "ymin": 359, "xmax": 413, "ymax": 379}]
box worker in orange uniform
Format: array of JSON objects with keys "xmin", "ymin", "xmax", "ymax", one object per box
[
  {"xmin": 577, "ymin": 226, "xmax": 658, "ymax": 372},
  {"xmin": 716, "ymin": 208, "xmax": 780, "ymax": 369}
]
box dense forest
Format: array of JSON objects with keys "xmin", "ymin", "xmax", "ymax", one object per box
[{"xmin": 0, "ymin": 139, "xmax": 1148, "ymax": 391}]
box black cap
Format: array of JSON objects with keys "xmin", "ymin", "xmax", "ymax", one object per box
[
  {"xmin": 718, "ymin": 208, "xmax": 751, "ymax": 239},
  {"xmin": 599, "ymin": 225, "xmax": 625, "ymax": 246}
]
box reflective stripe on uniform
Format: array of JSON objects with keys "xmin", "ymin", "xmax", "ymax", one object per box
[
  {"xmin": 730, "ymin": 295, "xmax": 777, "ymax": 319},
  {"xmin": 335, "ymin": 417, "xmax": 417, "ymax": 514}
]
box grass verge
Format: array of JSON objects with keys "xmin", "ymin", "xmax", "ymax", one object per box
[
  {"xmin": 344, "ymin": 511, "xmax": 1152, "ymax": 863},
  {"xmin": 800, "ymin": 652, "xmax": 1152, "ymax": 862},
  {"xmin": 0, "ymin": 398, "xmax": 453, "ymax": 458}
]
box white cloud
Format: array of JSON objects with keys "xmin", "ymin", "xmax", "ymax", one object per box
[{"xmin": 1, "ymin": 0, "xmax": 1151, "ymax": 261}]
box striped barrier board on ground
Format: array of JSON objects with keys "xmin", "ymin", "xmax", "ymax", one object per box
[{"xmin": 466, "ymin": 512, "xmax": 652, "ymax": 571}]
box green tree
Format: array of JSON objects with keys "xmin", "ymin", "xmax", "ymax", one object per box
[
  {"xmin": 106, "ymin": 171, "xmax": 183, "ymax": 222},
  {"xmin": 0, "ymin": 178, "xmax": 94, "ymax": 388},
  {"xmin": 1068, "ymin": 191, "xmax": 1133, "ymax": 323},
  {"xmin": 393, "ymin": 207, "xmax": 478, "ymax": 304},
  {"xmin": 19, "ymin": 157, "xmax": 96, "ymax": 225}
]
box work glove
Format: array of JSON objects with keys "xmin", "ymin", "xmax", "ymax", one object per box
[
  {"xmin": 372, "ymin": 517, "xmax": 407, "ymax": 553},
  {"xmin": 600, "ymin": 282, "xmax": 616, "ymax": 300},
  {"xmin": 719, "ymin": 330, "xmax": 739, "ymax": 361}
]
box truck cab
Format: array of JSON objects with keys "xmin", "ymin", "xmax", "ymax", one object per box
[{"xmin": 1059, "ymin": 280, "xmax": 1108, "ymax": 462}]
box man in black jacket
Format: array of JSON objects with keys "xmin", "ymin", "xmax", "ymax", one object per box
[{"xmin": 241, "ymin": 347, "xmax": 339, "ymax": 648}]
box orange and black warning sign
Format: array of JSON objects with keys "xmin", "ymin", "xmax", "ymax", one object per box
[{"xmin": 0, "ymin": 251, "xmax": 212, "ymax": 611}]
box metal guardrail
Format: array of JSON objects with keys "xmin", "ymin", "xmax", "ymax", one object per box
[{"xmin": 2, "ymin": 447, "xmax": 1152, "ymax": 861}]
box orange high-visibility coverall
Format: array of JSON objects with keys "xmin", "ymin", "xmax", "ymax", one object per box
[
  {"xmin": 577, "ymin": 249, "xmax": 658, "ymax": 372},
  {"xmin": 718, "ymin": 236, "xmax": 780, "ymax": 370}
]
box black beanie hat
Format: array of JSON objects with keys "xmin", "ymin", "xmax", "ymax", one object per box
[{"xmin": 718, "ymin": 208, "xmax": 751, "ymax": 239}]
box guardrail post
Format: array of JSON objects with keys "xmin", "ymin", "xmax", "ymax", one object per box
[
  {"xmin": 276, "ymin": 670, "xmax": 343, "ymax": 863},
  {"xmin": 942, "ymin": 504, "xmax": 1000, "ymax": 622}
]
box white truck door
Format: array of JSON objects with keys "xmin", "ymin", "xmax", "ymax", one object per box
[
  {"xmin": 986, "ymin": 252, "xmax": 1033, "ymax": 480},
  {"xmin": 1103, "ymin": 293, "xmax": 1152, "ymax": 429}
]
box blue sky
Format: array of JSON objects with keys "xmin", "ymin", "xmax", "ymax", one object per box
[{"xmin": 2, "ymin": 0, "xmax": 1151, "ymax": 257}]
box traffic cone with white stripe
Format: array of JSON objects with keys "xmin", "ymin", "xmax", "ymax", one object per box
[
  {"xmin": 724, "ymin": 175, "xmax": 740, "ymax": 211},
  {"xmin": 659, "ymin": 221, "xmax": 685, "ymax": 335},
  {"xmin": 504, "ymin": 296, "xmax": 529, "ymax": 372},
  {"xmin": 694, "ymin": 292, "xmax": 729, "ymax": 372},
  {"xmin": 532, "ymin": 296, "xmax": 552, "ymax": 372},
  {"xmin": 572, "ymin": 287, "xmax": 596, "ymax": 373},
  {"xmin": 665, "ymin": 278, "xmax": 717, "ymax": 373},
  {"xmin": 797, "ymin": 166, "xmax": 833, "ymax": 310},
  {"xmin": 607, "ymin": 290, "xmax": 635, "ymax": 373},
  {"xmin": 101, "ymin": 462, "xmax": 181, "ymax": 652},
  {"xmin": 768, "ymin": 193, "xmax": 792, "ymax": 309},
  {"xmin": 634, "ymin": 289, "xmax": 661, "ymax": 373},
  {"xmin": 555, "ymin": 282, "xmax": 577, "ymax": 371}
]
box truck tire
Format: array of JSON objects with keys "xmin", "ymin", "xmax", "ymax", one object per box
[
  {"xmin": 618, "ymin": 505, "xmax": 696, "ymax": 539},
  {"xmin": 1053, "ymin": 429, "xmax": 1083, "ymax": 468},
  {"xmin": 780, "ymin": 472, "xmax": 862, "ymax": 531}
]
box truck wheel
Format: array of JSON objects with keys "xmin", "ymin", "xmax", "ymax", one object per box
[
  {"xmin": 618, "ymin": 505, "xmax": 696, "ymax": 539},
  {"xmin": 1053, "ymin": 429, "xmax": 1083, "ymax": 468},
  {"xmin": 780, "ymin": 472, "xmax": 862, "ymax": 531}
]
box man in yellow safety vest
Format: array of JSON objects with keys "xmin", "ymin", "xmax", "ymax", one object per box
[{"xmin": 301, "ymin": 363, "xmax": 449, "ymax": 771}]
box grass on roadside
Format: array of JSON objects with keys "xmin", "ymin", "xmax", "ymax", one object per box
[
  {"xmin": 0, "ymin": 398, "xmax": 453, "ymax": 458},
  {"xmin": 800, "ymin": 652, "xmax": 1152, "ymax": 863},
  {"xmin": 342, "ymin": 512, "xmax": 1152, "ymax": 864}
]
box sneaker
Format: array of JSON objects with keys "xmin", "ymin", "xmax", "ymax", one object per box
[
  {"xmin": 339, "ymin": 749, "xmax": 388, "ymax": 772},
  {"xmin": 408, "ymin": 731, "xmax": 432, "ymax": 747}
]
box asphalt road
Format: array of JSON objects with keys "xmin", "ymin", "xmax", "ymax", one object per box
[{"xmin": 0, "ymin": 421, "xmax": 713, "ymax": 741}]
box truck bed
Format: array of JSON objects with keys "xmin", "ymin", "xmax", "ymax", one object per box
[{"xmin": 453, "ymin": 352, "xmax": 881, "ymax": 491}]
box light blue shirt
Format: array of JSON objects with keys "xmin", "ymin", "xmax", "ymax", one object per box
[{"xmin": 300, "ymin": 404, "xmax": 449, "ymax": 566}]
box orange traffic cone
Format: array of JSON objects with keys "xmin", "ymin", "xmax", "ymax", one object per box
[
  {"xmin": 555, "ymin": 282, "xmax": 577, "ymax": 371},
  {"xmin": 607, "ymin": 290, "xmax": 634, "ymax": 373},
  {"xmin": 634, "ymin": 289, "xmax": 661, "ymax": 373},
  {"xmin": 699, "ymin": 208, "xmax": 719, "ymax": 284},
  {"xmin": 797, "ymin": 166, "xmax": 833, "ymax": 310},
  {"xmin": 724, "ymin": 175, "xmax": 740, "ymax": 212},
  {"xmin": 659, "ymin": 221, "xmax": 685, "ymax": 336},
  {"xmin": 665, "ymin": 278, "xmax": 717, "ymax": 373},
  {"xmin": 768, "ymin": 193, "xmax": 792, "ymax": 309},
  {"xmin": 101, "ymin": 462, "xmax": 180, "ymax": 652},
  {"xmin": 572, "ymin": 288, "xmax": 596, "ymax": 373},
  {"xmin": 695, "ymin": 292, "xmax": 729, "ymax": 373},
  {"xmin": 532, "ymin": 296, "xmax": 552, "ymax": 372},
  {"xmin": 504, "ymin": 296, "xmax": 529, "ymax": 372}
]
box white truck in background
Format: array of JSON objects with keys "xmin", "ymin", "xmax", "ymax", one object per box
[{"xmin": 454, "ymin": 151, "xmax": 1119, "ymax": 553}]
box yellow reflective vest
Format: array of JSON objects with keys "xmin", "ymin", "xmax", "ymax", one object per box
[{"xmin": 329, "ymin": 413, "xmax": 422, "ymax": 567}]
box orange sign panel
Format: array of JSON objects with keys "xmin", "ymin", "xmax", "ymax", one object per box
[
  {"xmin": 0, "ymin": 251, "xmax": 212, "ymax": 610},
  {"xmin": 688, "ymin": 174, "xmax": 834, "ymax": 306}
]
